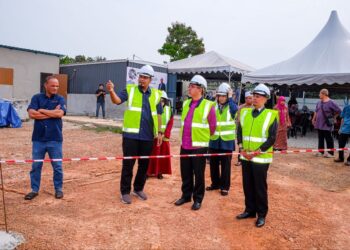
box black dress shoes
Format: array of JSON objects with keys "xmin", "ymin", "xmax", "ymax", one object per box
[
  {"xmin": 24, "ymin": 192, "xmax": 38, "ymax": 200},
  {"xmin": 174, "ymin": 198, "xmax": 191, "ymax": 206},
  {"xmin": 255, "ymin": 217, "xmax": 265, "ymax": 227},
  {"xmin": 236, "ymin": 212, "xmax": 256, "ymax": 219},
  {"xmin": 191, "ymin": 202, "xmax": 201, "ymax": 210}
]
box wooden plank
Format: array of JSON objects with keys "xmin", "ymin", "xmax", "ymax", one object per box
[
  {"xmin": 0, "ymin": 68, "xmax": 14, "ymax": 85},
  {"xmin": 53, "ymin": 74, "xmax": 68, "ymax": 100}
]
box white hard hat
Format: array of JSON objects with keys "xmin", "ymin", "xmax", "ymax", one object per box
[
  {"xmin": 216, "ymin": 82, "xmax": 231, "ymax": 96},
  {"xmin": 139, "ymin": 65, "xmax": 154, "ymax": 78},
  {"xmin": 190, "ymin": 75, "xmax": 207, "ymax": 89},
  {"xmin": 161, "ymin": 91, "xmax": 169, "ymax": 100},
  {"xmin": 253, "ymin": 84, "xmax": 270, "ymax": 98},
  {"xmin": 245, "ymin": 91, "xmax": 253, "ymax": 98}
]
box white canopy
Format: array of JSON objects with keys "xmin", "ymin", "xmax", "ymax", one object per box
[
  {"xmin": 168, "ymin": 51, "xmax": 255, "ymax": 75},
  {"xmin": 242, "ymin": 11, "xmax": 350, "ymax": 85}
]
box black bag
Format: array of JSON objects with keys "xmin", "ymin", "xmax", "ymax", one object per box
[{"xmin": 320, "ymin": 103, "xmax": 334, "ymax": 127}]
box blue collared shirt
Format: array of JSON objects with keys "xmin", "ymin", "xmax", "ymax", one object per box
[
  {"xmin": 118, "ymin": 86, "xmax": 163, "ymax": 141},
  {"xmin": 27, "ymin": 93, "xmax": 66, "ymax": 142},
  {"xmin": 209, "ymin": 97, "xmax": 238, "ymax": 151},
  {"xmin": 340, "ymin": 105, "xmax": 350, "ymax": 134}
]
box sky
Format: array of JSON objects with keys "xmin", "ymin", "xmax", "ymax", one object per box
[{"xmin": 1, "ymin": 0, "xmax": 349, "ymax": 69}]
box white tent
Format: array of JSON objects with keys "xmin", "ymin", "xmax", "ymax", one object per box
[
  {"xmin": 168, "ymin": 51, "xmax": 255, "ymax": 82},
  {"xmin": 242, "ymin": 11, "xmax": 350, "ymax": 86}
]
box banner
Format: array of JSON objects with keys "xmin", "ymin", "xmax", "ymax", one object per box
[{"xmin": 126, "ymin": 67, "xmax": 168, "ymax": 90}]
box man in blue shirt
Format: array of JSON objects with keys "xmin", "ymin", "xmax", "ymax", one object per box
[
  {"xmin": 158, "ymin": 78, "xmax": 166, "ymax": 91},
  {"xmin": 106, "ymin": 65, "xmax": 163, "ymax": 204},
  {"xmin": 25, "ymin": 76, "xmax": 66, "ymax": 200},
  {"xmin": 335, "ymin": 104, "xmax": 350, "ymax": 166}
]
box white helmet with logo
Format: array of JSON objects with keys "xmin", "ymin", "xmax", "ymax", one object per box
[
  {"xmin": 190, "ymin": 75, "xmax": 207, "ymax": 89},
  {"xmin": 216, "ymin": 82, "xmax": 231, "ymax": 96},
  {"xmin": 253, "ymin": 84, "xmax": 270, "ymax": 98},
  {"xmin": 139, "ymin": 65, "xmax": 154, "ymax": 78}
]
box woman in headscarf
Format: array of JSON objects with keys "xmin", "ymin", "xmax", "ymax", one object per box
[
  {"xmin": 274, "ymin": 96, "xmax": 291, "ymax": 150},
  {"xmin": 147, "ymin": 92, "xmax": 173, "ymax": 179}
]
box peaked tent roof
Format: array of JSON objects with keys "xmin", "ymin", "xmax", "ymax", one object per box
[
  {"xmin": 242, "ymin": 11, "xmax": 350, "ymax": 85},
  {"xmin": 168, "ymin": 51, "xmax": 255, "ymax": 74}
]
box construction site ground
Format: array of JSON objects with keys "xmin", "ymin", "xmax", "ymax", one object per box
[{"xmin": 0, "ymin": 117, "xmax": 349, "ymax": 249}]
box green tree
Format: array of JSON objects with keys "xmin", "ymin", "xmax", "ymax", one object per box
[
  {"xmin": 95, "ymin": 56, "xmax": 107, "ymax": 62},
  {"xmin": 75, "ymin": 55, "xmax": 87, "ymax": 63},
  {"xmin": 59, "ymin": 55, "xmax": 107, "ymax": 65},
  {"xmin": 59, "ymin": 56, "xmax": 75, "ymax": 65},
  {"xmin": 158, "ymin": 22, "xmax": 205, "ymax": 62}
]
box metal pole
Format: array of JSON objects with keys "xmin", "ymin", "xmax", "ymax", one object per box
[
  {"xmin": 238, "ymin": 81, "xmax": 243, "ymax": 106},
  {"xmin": 0, "ymin": 161, "xmax": 8, "ymax": 232}
]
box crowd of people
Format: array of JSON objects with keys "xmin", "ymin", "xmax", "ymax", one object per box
[{"xmin": 24, "ymin": 64, "xmax": 350, "ymax": 229}]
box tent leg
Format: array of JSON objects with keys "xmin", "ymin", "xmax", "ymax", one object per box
[{"xmin": 237, "ymin": 82, "xmax": 243, "ymax": 106}]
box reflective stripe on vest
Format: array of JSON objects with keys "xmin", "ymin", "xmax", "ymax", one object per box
[
  {"xmin": 122, "ymin": 85, "xmax": 160, "ymax": 136},
  {"xmin": 180, "ymin": 98, "xmax": 213, "ymax": 147},
  {"xmin": 240, "ymin": 155, "xmax": 273, "ymax": 163}
]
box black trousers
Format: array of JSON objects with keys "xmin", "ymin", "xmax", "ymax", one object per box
[
  {"xmin": 241, "ymin": 160, "xmax": 269, "ymax": 218},
  {"xmin": 120, "ymin": 137, "xmax": 153, "ymax": 195},
  {"xmin": 318, "ymin": 129, "xmax": 334, "ymax": 155},
  {"xmin": 338, "ymin": 133, "xmax": 350, "ymax": 161},
  {"xmin": 209, "ymin": 148, "xmax": 232, "ymax": 191},
  {"xmin": 180, "ymin": 147, "xmax": 208, "ymax": 203}
]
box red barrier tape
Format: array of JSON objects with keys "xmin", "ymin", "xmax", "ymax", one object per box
[{"xmin": 0, "ymin": 148, "xmax": 349, "ymax": 164}]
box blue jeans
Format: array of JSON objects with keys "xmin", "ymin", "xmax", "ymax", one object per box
[
  {"xmin": 30, "ymin": 141, "xmax": 63, "ymax": 192},
  {"xmin": 96, "ymin": 102, "xmax": 105, "ymax": 118}
]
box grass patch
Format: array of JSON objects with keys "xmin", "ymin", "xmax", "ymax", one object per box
[{"xmin": 82, "ymin": 125, "xmax": 123, "ymax": 134}]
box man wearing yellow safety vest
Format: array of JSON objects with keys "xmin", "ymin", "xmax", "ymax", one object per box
[
  {"xmin": 236, "ymin": 83, "xmax": 278, "ymax": 227},
  {"xmin": 106, "ymin": 65, "xmax": 163, "ymax": 204},
  {"xmin": 206, "ymin": 83, "xmax": 238, "ymax": 196},
  {"xmin": 174, "ymin": 75, "xmax": 216, "ymax": 211}
]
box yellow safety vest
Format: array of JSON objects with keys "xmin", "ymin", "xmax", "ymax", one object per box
[
  {"xmin": 180, "ymin": 98, "xmax": 214, "ymax": 147},
  {"xmin": 240, "ymin": 108, "xmax": 278, "ymax": 164},
  {"xmin": 211, "ymin": 104, "xmax": 236, "ymax": 141},
  {"xmin": 123, "ymin": 84, "xmax": 161, "ymax": 137}
]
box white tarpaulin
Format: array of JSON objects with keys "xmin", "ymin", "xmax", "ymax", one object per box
[
  {"xmin": 168, "ymin": 51, "xmax": 255, "ymax": 74},
  {"xmin": 242, "ymin": 11, "xmax": 350, "ymax": 85}
]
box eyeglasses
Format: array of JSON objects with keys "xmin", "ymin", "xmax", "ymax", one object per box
[
  {"xmin": 253, "ymin": 93, "xmax": 266, "ymax": 98},
  {"xmin": 139, "ymin": 75, "xmax": 151, "ymax": 79},
  {"xmin": 188, "ymin": 84, "xmax": 201, "ymax": 89}
]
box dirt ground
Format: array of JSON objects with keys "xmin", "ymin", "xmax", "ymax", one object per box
[{"xmin": 0, "ymin": 121, "xmax": 350, "ymax": 250}]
